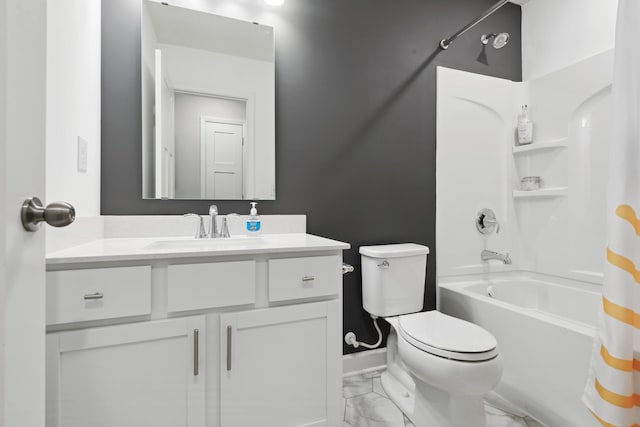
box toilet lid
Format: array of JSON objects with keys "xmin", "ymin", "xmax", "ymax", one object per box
[{"xmin": 398, "ymin": 311, "xmax": 498, "ymax": 362}]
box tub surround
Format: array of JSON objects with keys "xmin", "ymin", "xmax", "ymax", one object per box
[{"xmin": 437, "ymin": 50, "xmax": 613, "ymax": 283}]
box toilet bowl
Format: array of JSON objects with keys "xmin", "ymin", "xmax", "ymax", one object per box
[
  {"xmin": 397, "ymin": 311, "xmax": 501, "ymax": 393},
  {"xmin": 359, "ymin": 244, "xmax": 503, "ymax": 427}
]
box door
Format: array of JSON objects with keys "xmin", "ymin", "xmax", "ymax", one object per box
[
  {"xmin": 201, "ymin": 119, "xmax": 244, "ymax": 199},
  {"xmin": 1, "ymin": 1, "xmax": 48, "ymax": 426},
  {"xmin": 46, "ymin": 317, "xmax": 205, "ymax": 427},
  {"xmin": 220, "ymin": 301, "xmax": 341, "ymax": 427}
]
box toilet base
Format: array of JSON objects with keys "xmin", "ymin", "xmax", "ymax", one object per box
[{"xmin": 381, "ymin": 370, "xmax": 488, "ymax": 427}]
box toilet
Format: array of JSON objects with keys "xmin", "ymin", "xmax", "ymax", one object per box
[{"xmin": 360, "ymin": 243, "xmax": 502, "ymax": 427}]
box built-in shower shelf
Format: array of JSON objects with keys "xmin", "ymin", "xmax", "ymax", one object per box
[
  {"xmin": 512, "ymin": 138, "xmax": 568, "ymax": 154},
  {"xmin": 512, "ymin": 187, "xmax": 568, "ymax": 199}
]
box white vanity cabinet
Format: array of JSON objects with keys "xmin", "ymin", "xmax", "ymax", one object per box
[
  {"xmin": 46, "ymin": 316, "xmax": 205, "ymax": 427},
  {"xmin": 45, "ymin": 234, "xmax": 348, "ymax": 427},
  {"xmin": 220, "ymin": 301, "xmax": 341, "ymax": 427}
]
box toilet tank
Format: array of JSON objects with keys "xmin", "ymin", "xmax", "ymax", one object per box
[{"xmin": 359, "ymin": 244, "xmax": 429, "ymax": 317}]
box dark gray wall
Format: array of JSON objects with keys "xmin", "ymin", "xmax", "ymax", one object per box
[{"xmin": 102, "ymin": 0, "xmax": 522, "ymax": 354}]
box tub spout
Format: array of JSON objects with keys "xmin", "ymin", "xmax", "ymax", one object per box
[{"xmin": 481, "ymin": 249, "xmax": 512, "ymax": 265}]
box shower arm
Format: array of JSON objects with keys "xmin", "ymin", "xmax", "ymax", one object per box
[{"xmin": 439, "ymin": 0, "xmax": 510, "ymax": 50}]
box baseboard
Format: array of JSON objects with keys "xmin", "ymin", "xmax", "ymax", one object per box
[{"xmin": 342, "ymin": 348, "xmax": 386, "ymax": 377}]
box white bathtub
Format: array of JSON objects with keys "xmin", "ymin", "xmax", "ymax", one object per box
[{"xmin": 438, "ymin": 273, "xmax": 602, "ymax": 427}]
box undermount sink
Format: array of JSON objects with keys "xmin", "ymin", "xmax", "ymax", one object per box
[{"xmin": 143, "ymin": 236, "xmax": 265, "ymax": 251}]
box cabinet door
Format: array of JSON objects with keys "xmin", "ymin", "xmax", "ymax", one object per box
[
  {"xmin": 47, "ymin": 316, "xmax": 205, "ymax": 427},
  {"xmin": 220, "ymin": 301, "xmax": 341, "ymax": 427}
]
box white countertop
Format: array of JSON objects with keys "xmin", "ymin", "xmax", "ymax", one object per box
[{"xmin": 46, "ymin": 233, "xmax": 350, "ymax": 266}]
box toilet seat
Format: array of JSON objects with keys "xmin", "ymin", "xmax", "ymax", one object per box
[{"xmin": 398, "ymin": 311, "xmax": 498, "ymax": 362}]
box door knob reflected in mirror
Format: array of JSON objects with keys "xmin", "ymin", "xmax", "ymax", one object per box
[{"xmin": 21, "ymin": 197, "xmax": 75, "ymax": 232}]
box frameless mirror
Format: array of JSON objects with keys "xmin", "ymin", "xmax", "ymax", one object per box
[{"xmin": 141, "ymin": 0, "xmax": 275, "ymax": 200}]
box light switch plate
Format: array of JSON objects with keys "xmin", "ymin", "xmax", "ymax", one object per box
[{"xmin": 77, "ymin": 136, "xmax": 88, "ymax": 173}]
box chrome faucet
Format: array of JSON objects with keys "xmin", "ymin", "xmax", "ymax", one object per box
[
  {"xmin": 186, "ymin": 206, "xmax": 235, "ymax": 239},
  {"xmin": 208, "ymin": 205, "xmax": 219, "ymax": 238},
  {"xmin": 481, "ymin": 249, "xmax": 512, "ymax": 265}
]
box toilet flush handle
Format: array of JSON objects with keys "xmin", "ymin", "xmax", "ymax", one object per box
[{"xmin": 378, "ymin": 260, "xmax": 390, "ymax": 269}]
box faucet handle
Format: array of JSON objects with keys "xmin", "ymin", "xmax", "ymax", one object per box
[
  {"xmin": 220, "ymin": 217, "xmax": 230, "ymax": 238},
  {"xmin": 218, "ymin": 214, "xmax": 239, "ymax": 238},
  {"xmin": 184, "ymin": 213, "xmax": 207, "ymax": 238}
]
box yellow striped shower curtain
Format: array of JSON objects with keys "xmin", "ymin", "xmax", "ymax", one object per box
[{"xmin": 583, "ymin": 1, "xmax": 640, "ymax": 426}]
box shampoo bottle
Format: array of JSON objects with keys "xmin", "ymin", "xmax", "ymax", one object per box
[
  {"xmin": 517, "ymin": 105, "xmax": 533, "ymax": 145},
  {"xmin": 246, "ymin": 202, "xmax": 262, "ymax": 234}
]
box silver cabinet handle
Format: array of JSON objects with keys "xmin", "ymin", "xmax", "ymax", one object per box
[
  {"xmin": 22, "ymin": 197, "xmax": 75, "ymax": 232},
  {"xmin": 83, "ymin": 292, "xmax": 104, "ymax": 300},
  {"xmin": 226, "ymin": 326, "xmax": 232, "ymax": 371},
  {"xmin": 193, "ymin": 329, "xmax": 199, "ymax": 376},
  {"xmin": 302, "ymin": 276, "xmax": 315, "ymax": 282}
]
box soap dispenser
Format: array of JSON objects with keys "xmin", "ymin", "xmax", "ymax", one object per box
[{"xmin": 246, "ymin": 202, "xmax": 262, "ymax": 234}]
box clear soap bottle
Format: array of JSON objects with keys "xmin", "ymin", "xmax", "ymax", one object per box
[{"xmin": 517, "ymin": 105, "xmax": 533, "ymax": 145}]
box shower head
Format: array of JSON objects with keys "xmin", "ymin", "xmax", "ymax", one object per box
[{"xmin": 481, "ymin": 32, "xmax": 510, "ymax": 49}]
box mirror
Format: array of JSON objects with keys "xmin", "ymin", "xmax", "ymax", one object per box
[{"xmin": 141, "ymin": 0, "xmax": 275, "ymax": 200}]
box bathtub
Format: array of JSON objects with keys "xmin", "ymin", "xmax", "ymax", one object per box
[{"xmin": 438, "ymin": 273, "xmax": 602, "ymax": 427}]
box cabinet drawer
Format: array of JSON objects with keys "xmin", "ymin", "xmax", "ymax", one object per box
[
  {"xmin": 46, "ymin": 266, "xmax": 151, "ymax": 325},
  {"xmin": 268, "ymin": 255, "xmax": 341, "ymax": 302},
  {"xmin": 168, "ymin": 260, "xmax": 256, "ymax": 313}
]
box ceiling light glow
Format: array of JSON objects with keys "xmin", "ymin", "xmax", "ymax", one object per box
[{"xmin": 264, "ymin": 0, "xmax": 284, "ymax": 6}]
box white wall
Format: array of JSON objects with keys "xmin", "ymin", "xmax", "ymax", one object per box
[
  {"xmin": 521, "ymin": 0, "xmax": 617, "ymax": 80},
  {"xmin": 46, "ymin": 0, "xmax": 101, "ymax": 217}
]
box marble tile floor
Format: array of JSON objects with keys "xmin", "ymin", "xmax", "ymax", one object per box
[{"xmin": 342, "ymin": 371, "xmax": 547, "ymax": 427}]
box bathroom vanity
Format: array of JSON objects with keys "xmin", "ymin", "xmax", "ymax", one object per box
[{"xmin": 45, "ymin": 233, "xmax": 349, "ymax": 427}]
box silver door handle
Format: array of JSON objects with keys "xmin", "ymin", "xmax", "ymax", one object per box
[
  {"xmin": 21, "ymin": 197, "xmax": 75, "ymax": 231},
  {"xmin": 83, "ymin": 292, "xmax": 104, "ymax": 300},
  {"xmin": 193, "ymin": 329, "xmax": 199, "ymax": 376},
  {"xmin": 226, "ymin": 326, "xmax": 232, "ymax": 371}
]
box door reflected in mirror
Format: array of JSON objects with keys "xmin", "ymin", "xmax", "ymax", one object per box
[{"xmin": 141, "ymin": 0, "xmax": 275, "ymax": 200}]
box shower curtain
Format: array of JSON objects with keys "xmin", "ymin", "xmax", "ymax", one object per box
[{"xmin": 583, "ymin": 1, "xmax": 640, "ymax": 425}]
